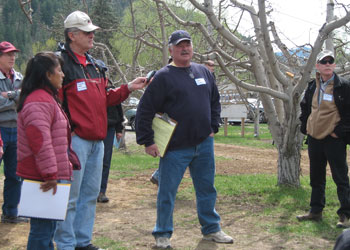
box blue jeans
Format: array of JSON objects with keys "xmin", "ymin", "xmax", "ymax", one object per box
[
  {"xmin": 0, "ymin": 127, "xmax": 21, "ymax": 217},
  {"xmin": 153, "ymin": 136, "xmax": 221, "ymax": 238},
  {"xmin": 27, "ymin": 218, "xmax": 57, "ymax": 250},
  {"xmin": 100, "ymin": 127, "xmax": 115, "ymax": 194},
  {"xmin": 54, "ymin": 136, "xmax": 104, "ymax": 250}
]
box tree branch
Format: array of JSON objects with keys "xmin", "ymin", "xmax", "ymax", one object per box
[{"xmin": 17, "ymin": 0, "xmax": 33, "ymax": 24}]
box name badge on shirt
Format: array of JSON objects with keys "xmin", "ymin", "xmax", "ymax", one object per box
[
  {"xmin": 77, "ymin": 81, "xmax": 87, "ymax": 92},
  {"xmin": 323, "ymin": 93, "xmax": 333, "ymax": 102},
  {"xmin": 195, "ymin": 78, "xmax": 206, "ymax": 86}
]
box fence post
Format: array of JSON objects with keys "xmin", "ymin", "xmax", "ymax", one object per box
[{"xmin": 241, "ymin": 118, "xmax": 245, "ymax": 137}]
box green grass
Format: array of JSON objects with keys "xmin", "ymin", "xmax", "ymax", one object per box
[
  {"xmin": 111, "ymin": 139, "xmax": 341, "ymax": 248},
  {"xmin": 108, "ymin": 144, "xmax": 159, "ymax": 179},
  {"xmin": 175, "ymin": 172, "xmax": 341, "ymax": 242},
  {"xmin": 93, "ymin": 237, "xmax": 128, "ymax": 250},
  {"xmin": 107, "ymin": 143, "xmax": 342, "ymax": 243},
  {"xmin": 215, "ymin": 123, "xmax": 276, "ymax": 149}
]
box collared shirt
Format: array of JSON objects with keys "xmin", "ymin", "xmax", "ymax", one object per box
[
  {"xmin": 318, "ymin": 73, "xmax": 335, "ymax": 106},
  {"xmin": 0, "ymin": 69, "xmax": 14, "ymax": 83},
  {"xmin": 73, "ymin": 52, "xmax": 87, "ymax": 67}
]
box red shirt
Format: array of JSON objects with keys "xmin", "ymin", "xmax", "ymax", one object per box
[{"xmin": 73, "ymin": 52, "xmax": 87, "ymax": 67}]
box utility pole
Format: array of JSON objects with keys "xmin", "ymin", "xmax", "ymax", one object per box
[{"xmin": 325, "ymin": 0, "xmax": 335, "ymax": 52}]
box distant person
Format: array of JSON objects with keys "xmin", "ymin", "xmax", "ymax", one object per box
[
  {"xmin": 0, "ymin": 41, "xmax": 27, "ymax": 224},
  {"xmin": 98, "ymin": 95, "xmax": 124, "ymax": 203},
  {"xmin": 53, "ymin": 10, "xmax": 148, "ymax": 250},
  {"xmin": 297, "ymin": 50, "xmax": 350, "ymax": 228},
  {"xmin": 136, "ymin": 30, "xmax": 233, "ymax": 249},
  {"xmin": 16, "ymin": 52, "xmax": 79, "ymax": 250}
]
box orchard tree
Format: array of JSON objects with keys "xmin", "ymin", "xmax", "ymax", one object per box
[{"xmin": 146, "ymin": 0, "xmax": 350, "ymax": 186}]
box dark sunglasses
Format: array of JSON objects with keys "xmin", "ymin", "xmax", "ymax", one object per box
[
  {"xmin": 82, "ymin": 31, "xmax": 95, "ymax": 36},
  {"xmin": 319, "ymin": 58, "xmax": 334, "ymax": 65}
]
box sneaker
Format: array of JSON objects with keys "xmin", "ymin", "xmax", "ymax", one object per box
[
  {"xmin": 1, "ymin": 214, "xmax": 29, "ymax": 224},
  {"xmin": 75, "ymin": 244, "xmax": 104, "ymax": 250},
  {"xmin": 203, "ymin": 230, "xmax": 233, "ymax": 244},
  {"xmin": 150, "ymin": 176, "xmax": 159, "ymax": 186},
  {"xmin": 337, "ymin": 214, "xmax": 350, "ymax": 228},
  {"xmin": 97, "ymin": 192, "xmax": 109, "ymax": 203},
  {"xmin": 296, "ymin": 212, "xmax": 322, "ymax": 222},
  {"xmin": 155, "ymin": 237, "xmax": 171, "ymax": 249}
]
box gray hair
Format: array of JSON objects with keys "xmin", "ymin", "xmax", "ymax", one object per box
[{"xmin": 64, "ymin": 27, "xmax": 81, "ymax": 44}]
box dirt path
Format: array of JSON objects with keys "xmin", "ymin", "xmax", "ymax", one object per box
[{"xmin": 0, "ymin": 131, "xmax": 337, "ymax": 249}]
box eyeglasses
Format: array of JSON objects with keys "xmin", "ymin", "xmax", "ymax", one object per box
[
  {"xmin": 82, "ymin": 31, "xmax": 95, "ymax": 36},
  {"xmin": 207, "ymin": 64, "xmax": 214, "ymax": 67},
  {"xmin": 319, "ymin": 58, "xmax": 334, "ymax": 65},
  {"xmin": 3, "ymin": 52, "xmax": 18, "ymax": 58}
]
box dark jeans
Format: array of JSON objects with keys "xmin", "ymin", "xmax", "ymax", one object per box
[
  {"xmin": 0, "ymin": 127, "xmax": 21, "ymax": 216},
  {"xmin": 27, "ymin": 218, "xmax": 56, "ymax": 250},
  {"xmin": 308, "ymin": 135, "xmax": 350, "ymax": 216},
  {"xmin": 100, "ymin": 127, "xmax": 115, "ymax": 194}
]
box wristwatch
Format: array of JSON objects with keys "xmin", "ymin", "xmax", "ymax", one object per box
[{"xmin": 7, "ymin": 91, "xmax": 15, "ymax": 100}]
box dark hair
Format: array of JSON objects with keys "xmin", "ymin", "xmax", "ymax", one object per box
[{"xmin": 17, "ymin": 51, "xmax": 63, "ymax": 112}]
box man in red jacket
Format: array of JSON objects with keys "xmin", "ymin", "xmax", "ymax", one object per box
[{"xmin": 54, "ymin": 11, "xmax": 147, "ymax": 250}]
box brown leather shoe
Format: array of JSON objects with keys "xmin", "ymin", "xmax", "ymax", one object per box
[{"xmin": 296, "ymin": 212, "xmax": 322, "ymax": 222}]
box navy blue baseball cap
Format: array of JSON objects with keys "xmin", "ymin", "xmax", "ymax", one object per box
[{"xmin": 168, "ymin": 30, "xmax": 191, "ymax": 45}]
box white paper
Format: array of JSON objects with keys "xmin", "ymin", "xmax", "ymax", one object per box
[{"xmin": 18, "ymin": 180, "xmax": 71, "ymax": 221}]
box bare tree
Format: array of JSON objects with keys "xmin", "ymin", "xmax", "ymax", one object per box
[
  {"xmin": 17, "ymin": 0, "xmax": 33, "ymax": 24},
  {"xmin": 148, "ymin": 0, "xmax": 350, "ymax": 186}
]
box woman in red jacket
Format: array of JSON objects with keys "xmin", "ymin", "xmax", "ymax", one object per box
[{"xmin": 16, "ymin": 52, "xmax": 77, "ymax": 250}]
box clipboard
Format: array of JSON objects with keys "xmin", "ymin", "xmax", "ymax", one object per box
[
  {"xmin": 18, "ymin": 179, "xmax": 71, "ymax": 221},
  {"xmin": 152, "ymin": 113, "xmax": 177, "ymax": 157}
]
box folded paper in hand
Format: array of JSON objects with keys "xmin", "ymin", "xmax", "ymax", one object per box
[
  {"xmin": 18, "ymin": 180, "xmax": 71, "ymax": 221},
  {"xmin": 152, "ymin": 113, "xmax": 177, "ymax": 157}
]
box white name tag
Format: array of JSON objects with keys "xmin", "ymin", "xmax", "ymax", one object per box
[
  {"xmin": 77, "ymin": 81, "xmax": 87, "ymax": 91},
  {"xmin": 323, "ymin": 93, "xmax": 333, "ymax": 102},
  {"xmin": 195, "ymin": 78, "xmax": 206, "ymax": 85}
]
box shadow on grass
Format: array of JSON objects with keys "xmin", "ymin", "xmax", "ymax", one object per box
[
  {"xmin": 215, "ymin": 174, "xmax": 341, "ymax": 244},
  {"xmin": 263, "ymin": 183, "xmax": 340, "ymax": 242}
]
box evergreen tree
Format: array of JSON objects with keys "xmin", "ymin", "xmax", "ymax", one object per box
[{"xmin": 91, "ymin": 0, "xmax": 119, "ymax": 48}]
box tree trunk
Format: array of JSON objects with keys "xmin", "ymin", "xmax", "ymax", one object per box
[{"xmin": 277, "ymin": 135, "xmax": 302, "ymax": 187}]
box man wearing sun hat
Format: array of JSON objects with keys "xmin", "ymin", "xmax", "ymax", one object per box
[
  {"xmin": 0, "ymin": 41, "xmax": 27, "ymax": 224},
  {"xmin": 53, "ymin": 11, "xmax": 147, "ymax": 250},
  {"xmin": 135, "ymin": 30, "xmax": 233, "ymax": 248},
  {"xmin": 298, "ymin": 49, "xmax": 350, "ymax": 228}
]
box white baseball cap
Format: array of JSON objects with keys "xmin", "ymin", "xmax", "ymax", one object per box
[
  {"xmin": 64, "ymin": 11, "xmax": 99, "ymax": 32},
  {"xmin": 316, "ymin": 50, "xmax": 334, "ymax": 62}
]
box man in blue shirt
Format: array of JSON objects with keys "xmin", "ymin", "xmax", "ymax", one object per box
[{"xmin": 136, "ymin": 30, "xmax": 233, "ymax": 249}]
